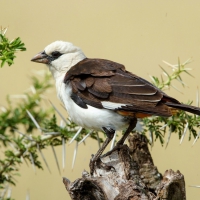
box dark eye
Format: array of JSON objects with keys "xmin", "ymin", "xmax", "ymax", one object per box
[{"xmin": 51, "ymin": 51, "xmax": 62, "ymax": 58}]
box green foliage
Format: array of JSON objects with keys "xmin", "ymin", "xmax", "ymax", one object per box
[
  {"xmin": 141, "ymin": 59, "xmax": 200, "ymax": 146},
  {"xmin": 150, "ymin": 58, "xmax": 193, "ymax": 91},
  {"xmin": 0, "ymin": 72, "xmax": 53, "ymax": 194},
  {"xmin": 142, "ymin": 103, "xmax": 200, "ymax": 145},
  {"xmin": 0, "ymin": 28, "xmax": 26, "ymax": 67},
  {"xmin": 0, "ymin": 71, "xmax": 100, "ymax": 199}
]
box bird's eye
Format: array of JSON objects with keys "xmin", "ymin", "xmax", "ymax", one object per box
[{"xmin": 51, "ymin": 51, "xmax": 62, "ymax": 58}]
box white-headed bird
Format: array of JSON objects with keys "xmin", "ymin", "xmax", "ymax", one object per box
[{"xmin": 31, "ymin": 41, "xmax": 200, "ymax": 173}]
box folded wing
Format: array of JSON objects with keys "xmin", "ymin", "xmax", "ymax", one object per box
[{"xmin": 64, "ymin": 58, "xmax": 180, "ymax": 117}]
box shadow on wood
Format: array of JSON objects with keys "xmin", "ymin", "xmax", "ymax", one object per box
[{"xmin": 63, "ymin": 132, "xmax": 186, "ymax": 200}]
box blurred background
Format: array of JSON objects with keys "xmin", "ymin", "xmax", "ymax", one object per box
[{"xmin": 1, "ymin": 0, "xmax": 200, "ymax": 199}]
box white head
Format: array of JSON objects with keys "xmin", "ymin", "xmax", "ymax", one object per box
[{"xmin": 31, "ymin": 41, "xmax": 86, "ymax": 79}]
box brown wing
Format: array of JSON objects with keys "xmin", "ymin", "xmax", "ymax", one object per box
[{"xmin": 64, "ymin": 58, "xmax": 179, "ymax": 117}]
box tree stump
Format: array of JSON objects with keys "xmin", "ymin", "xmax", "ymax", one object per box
[{"xmin": 63, "ymin": 132, "xmax": 186, "ymax": 200}]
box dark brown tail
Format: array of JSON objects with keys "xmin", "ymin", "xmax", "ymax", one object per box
[{"xmin": 165, "ymin": 102, "xmax": 200, "ymax": 115}]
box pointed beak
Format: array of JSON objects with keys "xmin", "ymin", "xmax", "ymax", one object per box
[{"xmin": 31, "ymin": 51, "xmax": 49, "ymax": 64}]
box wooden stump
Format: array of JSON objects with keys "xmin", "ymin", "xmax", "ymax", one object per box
[{"xmin": 63, "ymin": 133, "xmax": 186, "ymax": 200}]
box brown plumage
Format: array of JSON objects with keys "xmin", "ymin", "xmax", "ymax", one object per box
[{"xmin": 64, "ymin": 58, "xmax": 199, "ymax": 117}]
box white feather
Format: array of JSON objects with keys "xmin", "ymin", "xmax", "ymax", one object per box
[
  {"xmin": 61, "ymin": 83, "xmax": 128, "ymax": 131},
  {"xmin": 101, "ymin": 101, "xmax": 130, "ymax": 110}
]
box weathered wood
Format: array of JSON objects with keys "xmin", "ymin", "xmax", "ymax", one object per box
[
  {"xmin": 63, "ymin": 132, "xmax": 186, "ymax": 200},
  {"xmin": 128, "ymin": 133, "xmax": 162, "ymax": 190},
  {"xmin": 155, "ymin": 169, "xmax": 186, "ymax": 200}
]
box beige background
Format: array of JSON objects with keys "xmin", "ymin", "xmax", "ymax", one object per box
[{"xmin": 1, "ymin": 0, "xmax": 200, "ymax": 199}]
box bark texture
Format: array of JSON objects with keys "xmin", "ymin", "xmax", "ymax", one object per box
[{"xmin": 63, "ymin": 132, "xmax": 186, "ymax": 200}]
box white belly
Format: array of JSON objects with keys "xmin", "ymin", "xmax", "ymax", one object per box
[{"xmin": 58, "ymin": 82, "xmax": 128, "ymax": 131}]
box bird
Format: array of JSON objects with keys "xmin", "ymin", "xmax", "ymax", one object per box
[{"xmin": 31, "ymin": 41, "xmax": 200, "ymax": 173}]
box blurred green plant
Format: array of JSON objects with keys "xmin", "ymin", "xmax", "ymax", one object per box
[
  {"xmin": 0, "ymin": 71, "xmax": 100, "ymax": 200},
  {"xmin": 141, "ymin": 58, "xmax": 200, "ymax": 147},
  {"xmin": 150, "ymin": 58, "xmax": 193, "ymax": 91},
  {"xmin": 0, "ymin": 28, "xmax": 200, "ymax": 200},
  {"xmin": 0, "ymin": 27, "xmax": 26, "ymax": 67}
]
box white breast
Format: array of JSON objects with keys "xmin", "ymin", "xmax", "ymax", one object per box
[{"xmin": 57, "ymin": 81, "xmax": 129, "ymax": 131}]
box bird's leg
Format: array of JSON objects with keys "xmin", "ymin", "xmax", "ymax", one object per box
[
  {"xmin": 116, "ymin": 117, "xmax": 137, "ymax": 146},
  {"xmin": 90, "ymin": 118, "xmax": 137, "ymax": 174},
  {"xmin": 102, "ymin": 117, "xmax": 137, "ymax": 157},
  {"xmin": 89, "ymin": 127, "xmax": 115, "ymax": 174}
]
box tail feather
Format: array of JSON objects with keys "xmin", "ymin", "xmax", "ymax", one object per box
[{"xmin": 165, "ymin": 102, "xmax": 200, "ymax": 115}]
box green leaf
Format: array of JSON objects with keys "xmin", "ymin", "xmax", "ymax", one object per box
[{"xmin": 0, "ymin": 28, "xmax": 26, "ymax": 67}]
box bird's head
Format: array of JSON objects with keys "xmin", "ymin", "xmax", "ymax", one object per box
[{"xmin": 31, "ymin": 41, "xmax": 86, "ymax": 78}]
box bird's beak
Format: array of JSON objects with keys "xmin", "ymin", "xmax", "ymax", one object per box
[{"xmin": 31, "ymin": 51, "xmax": 49, "ymax": 64}]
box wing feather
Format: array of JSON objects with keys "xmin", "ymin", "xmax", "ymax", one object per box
[
  {"xmin": 64, "ymin": 58, "xmax": 176, "ymax": 117},
  {"xmin": 91, "ymin": 78, "xmax": 112, "ymax": 93}
]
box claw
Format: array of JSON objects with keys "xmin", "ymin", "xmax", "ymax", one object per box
[{"xmin": 89, "ymin": 158, "xmax": 96, "ymax": 175}]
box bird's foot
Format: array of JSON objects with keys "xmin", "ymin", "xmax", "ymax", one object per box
[
  {"xmin": 101, "ymin": 143, "xmax": 124, "ymax": 158},
  {"xmin": 89, "ymin": 154, "xmax": 115, "ymax": 175},
  {"xmin": 89, "ymin": 137, "xmax": 114, "ymax": 175}
]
